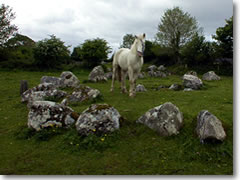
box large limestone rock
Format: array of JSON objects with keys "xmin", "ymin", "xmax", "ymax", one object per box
[
  {"xmin": 40, "ymin": 76, "xmax": 62, "ymax": 87},
  {"xmin": 196, "ymin": 110, "xmax": 226, "ymax": 143},
  {"xmin": 137, "ymin": 102, "xmax": 183, "ymax": 136},
  {"xmin": 21, "ymin": 83, "xmax": 67, "ymax": 103},
  {"xmin": 88, "ymin": 66, "xmax": 107, "ymax": 82},
  {"xmin": 64, "ymin": 85, "xmax": 101, "ymax": 104},
  {"xmin": 60, "ymin": 71, "xmax": 80, "ymax": 88},
  {"xmin": 76, "ymin": 104, "xmax": 121, "ymax": 136},
  {"xmin": 28, "ymin": 101, "xmax": 77, "ymax": 131},
  {"xmin": 202, "ymin": 71, "xmax": 221, "ymax": 81},
  {"xmin": 182, "ymin": 74, "xmax": 203, "ymax": 90}
]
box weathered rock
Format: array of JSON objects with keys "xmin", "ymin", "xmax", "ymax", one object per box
[
  {"xmin": 196, "ymin": 110, "xmax": 226, "ymax": 143},
  {"xmin": 138, "ymin": 72, "xmax": 145, "ymax": 79},
  {"xmin": 148, "ymin": 70, "xmax": 167, "ymax": 78},
  {"xmin": 66, "ymin": 85, "xmax": 101, "ymax": 103},
  {"xmin": 183, "ymin": 88, "xmax": 194, "ymax": 92},
  {"xmin": 28, "ymin": 101, "xmax": 76, "ymax": 131},
  {"xmin": 147, "ymin": 65, "xmax": 157, "ymax": 71},
  {"xmin": 76, "ymin": 104, "xmax": 121, "ymax": 136},
  {"xmin": 169, "ymin": 84, "xmax": 182, "ymax": 91},
  {"xmin": 20, "ymin": 80, "xmax": 28, "ymax": 95},
  {"xmin": 60, "ymin": 71, "xmax": 80, "ymax": 88},
  {"xmin": 40, "ymin": 76, "xmax": 62, "ymax": 87},
  {"xmin": 156, "ymin": 85, "xmax": 169, "ymax": 90},
  {"xmin": 137, "ymin": 102, "xmax": 183, "ymax": 136},
  {"xmin": 202, "ymin": 71, "xmax": 221, "ymax": 81},
  {"xmin": 158, "ymin": 65, "xmax": 166, "ymax": 71},
  {"xmin": 136, "ymin": 84, "xmax": 147, "ymax": 92},
  {"xmin": 182, "ymin": 74, "xmax": 203, "ymax": 90},
  {"xmin": 21, "ymin": 83, "xmax": 67, "ymax": 103},
  {"xmin": 88, "ymin": 66, "xmax": 107, "ymax": 82}
]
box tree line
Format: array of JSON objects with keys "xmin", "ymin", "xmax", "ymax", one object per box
[{"xmin": 0, "ymin": 4, "xmax": 233, "ymax": 75}]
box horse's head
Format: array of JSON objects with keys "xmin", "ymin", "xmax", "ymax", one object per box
[{"xmin": 135, "ymin": 33, "xmax": 146, "ymax": 57}]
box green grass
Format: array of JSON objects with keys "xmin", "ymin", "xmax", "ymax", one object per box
[{"xmin": 0, "ymin": 69, "xmax": 233, "ymax": 175}]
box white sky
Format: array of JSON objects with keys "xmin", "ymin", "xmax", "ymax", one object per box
[{"xmin": 1, "ymin": 0, "xmax": 233, "ymax": 53}]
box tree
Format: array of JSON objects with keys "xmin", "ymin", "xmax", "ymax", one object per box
[
  {"xmin": 80, "ymin": 38, "xmax": 112, "ymax": 68},
  {"xmin": 0, "ymin": 4, "xmax": 18, "ymax": 47},
  {"xmin": 120, "ymin": 34, "xmax": 135, "ymax": 49},
  {"xmin": 156, "ymin": 7, "xmax": 201, "ymax": 64},
  {"xmin": 181, "ymin": 33, "xmax": 213, "ymax": 67},
  {"xmin": 33, "ymin": 35, "xmax": 70, "ymax": 69},
  {"xmin": 213, "ymin": 16, "xmax": 233, "ymax": 58},
  {"xmin": 71, "ymin": 46, "xmax": 82, "ymax": 62}
]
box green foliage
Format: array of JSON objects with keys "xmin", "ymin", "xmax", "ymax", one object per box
[
  {"xmin": 181, "ymin": 33, "xmax": 214, "ymax": 67},
  {"xmin": 78, "ymin": 38, "xmax": 112, "ymax": 68},
  {"xmin": 71, "ymin": 46, "xmax": 82, "ymax": 62},
  {"xmin": 33, "ymin": 35, "xmax": 70, "ymax": 69},
  {"xmin": 213, "ymin": 16, "xmax": 233, "ymax": 58},
  {"xmin": 0, "ymin": 4, "xmax": 18, "ymax": 47},
  {"xmin": 156, "ymin": 7, "xmax": 201, "ymax": 64},
  {"xmin": 120, "ymin": 34, "xmax": 135, "ymax": 49}
]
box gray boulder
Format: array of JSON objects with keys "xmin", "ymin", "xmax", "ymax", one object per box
[
  {"xmin": 21, "ymin": 83, "xmax": 67, "ymax": 103},
  {"xmin": 158, "ymin": 65, "xmax": 166, "ymax": 71},
  {"xmin": 136, "ymin": 84, "xmax": 147, "ymax": 92},
  {"xmin": 183, "ymin": 74, "xmax": 203, "ymax": 90},
  {"xmin": 196, "ymin": 110, "xmax": 226, "ymax": 143},
  {"xmin": 60, "ymin": 71, "xmax": 80, "ymax": 88},
  {"xmin": 202, "ymin": 71, "xmax": 221, "ymax": 81},
  {"xmin": 88, "ymin": 66, "xmax": 107, "ymax": 82},
  {"xmin": 105, "ymin": 72, "xmax": 113, "ymax": 80},
  {"xmin": 28, "ymin": 101, "xmax": 76, "ymax": 131},
  {"xmin": 137, "ymin": 102, "xmax": 183, "ymax": 136},
  {"xmin": 40, "ymin": 76, "xmax": 62, "ymax": 87},
  {"xmin": 147, "ymin": 65, "xmax": 157, "ymax": 71},
  {"xmin": 76, "ymin": 104, "xmax": 121, "ymax": 136},
  {"xmin": 169, "ymin": 84, "xmax": 182, "ymax": 91},
  {"xmin": 65, "ymin": 85, "xmax": 101, "ymax": 104}
]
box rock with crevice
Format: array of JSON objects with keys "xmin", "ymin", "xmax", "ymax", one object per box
[
  {"xmin": 196, "ymin": 110, "xmax": 226, "ymax": 143},
  {"xmin": 76, "ymin": 104, "xmax": 121, "ymax": 136},
  {"xmin": 60, "ymin": 71, "xmax": 80, "ymax": 88},
  {"xmin": 137, "ymin": 102, "xmax": 183, "ymax": 136}
]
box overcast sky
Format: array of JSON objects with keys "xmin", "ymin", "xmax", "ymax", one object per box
[{"xmin": 2, "ymin": 0, "xmax": 233, "ymax": 53}]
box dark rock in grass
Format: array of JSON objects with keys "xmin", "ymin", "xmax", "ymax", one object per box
[
  {"xmin": 21, "ymin": 83, "xmax": 67, "ymax": 103},
  {"xmin": 28, "ymin": 101, "xmax": 76, "ymax": 131},
  {"xmin": 137, "ymin": 102, "xmax": 183, "ymax": 136},
  {"xmin": 148, "ymin": 70, "xmax": 167, "ymax": 78},
  {"xmin": 169, "ymin": 84, "xmax": 182, "ymax": 91},
  {"xmin": 88, "ymin": 65, "xmax": 107, "ymax": 82},
  {"xmin": 138, "ymin": 72, "xmax": 145, "ymax": 79},
  {"xmin": 20, "ymin": 80, "xmax": 28, "ymax": 95},
  {"xmin": 156, "ymin": 85, "xmax": 169, "ymax": 90},
  {"xmin": 182, "ymin": 74, "xmax": 203, "ymax": 90},
  {"xmin": 183, "ymin": 88, "xmax": 194, "ymax": 92},
  {"xmin": 196, "ymin": 110, "xmax": 226, "ymax": 143},
  {"xmin": 157, "ymin": 65, "xmax": 166, "ymax": 71},
  {"xmin": 64, "ymin": 85, "xmax": 101, "ymax": 104},
  {"xmin": 105, "ymin": 72, "xmax": 113, "ymax": 80},
  {"xmin": 202, "ymin": 71, "xmax": 221, "ymax": 81},
  {"xmin": 60, "ymin": 71, "xmax": 80, "ymax": 88},
  {"xmin": 76, "ymin": 104, "xmax": 121, "ymax": 136},
  {"xmin": 40, "ymin": 76, "xmax": 62, "ymax": 87},
  {"xmin": 136, "ymin": 84, "xmax": 147, "ymax": 92}
]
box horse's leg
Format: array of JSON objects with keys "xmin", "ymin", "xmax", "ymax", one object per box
[
  {"xmin": 110, "ymin": 66, "xmax": 116, "ymax": 92},
  {"xmin": 128, "ymin": 68, "xmax": 135, "ymax": 97},
  {"xmin": 121, "ymin": 70, "xmax": 128, "ymax": 94}
]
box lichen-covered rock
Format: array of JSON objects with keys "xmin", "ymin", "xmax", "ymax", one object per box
[
  {"xmin": 76, "ymin": 104, "xmax": 121, "ymax": 136},
  {"xmin": 202, "ymin": 71, "xmax": 221, "ymax": 81},
  {"xmin": 88, "ymin": 66, "xmax": 107, "ymax": 82},
  {"xmin": 28, "ymin": 101, "xmax": 76, "ymax": 131},
  {"xmin": 21, "ymin": 83, "xmax": 67, "ymax": 103},
  {"xmin": 137, "ymin": 102, "xmax": 183, "ymax": 136},
  {"xmin": 136, "ymin": 84, "xmax": 147, "ymax": 92},
  {"xmin": 185, "ymin": 71, "xmax": 198, "ymax": 77},
  {"xmin": 196, "ymin": 110, "xmax": 226, "ymax": 143},
  {"xmin": 65, "ymin": 85, "xmax": 101, "ymax": 103},
  {"xmin": 148, "ymin": 70, "xmax": 167, "ymax": 78},
  {"xmin": 60, "ymin": 71, "xmax": 80, "ymax": 88},
  {"xmin": 40, "ymin": 76, "xmax": 62, "ymax": 87},
  {"xmin": 183, "ymin": 74, "xmax": 203, "ymax": 90}
]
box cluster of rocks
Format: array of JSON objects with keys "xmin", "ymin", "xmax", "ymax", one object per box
[{"xmin": 147, "ymin": 65, "xmax": 169, "ymax": 78}]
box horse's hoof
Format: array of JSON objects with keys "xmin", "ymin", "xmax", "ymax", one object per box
[{"xmin": 129, "ymin": 93, "xmax": 135, "ymax": 98}]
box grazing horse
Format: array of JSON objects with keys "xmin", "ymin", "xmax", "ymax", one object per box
[{"xmin": 110, "ymin": 33, "xmax": 146, "ymax": 97}]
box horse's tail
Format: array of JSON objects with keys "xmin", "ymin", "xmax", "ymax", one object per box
[
  {"xmin": 116, "ymin": 65, "xmax": 121, "ymax": 82},
  {"xmin": 113, "ymin": 51, "xmax": 122, "ymax": 82}
]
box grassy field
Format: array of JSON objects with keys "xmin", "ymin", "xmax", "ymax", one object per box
[{"xmin": 0, "ymin": 68, "xmax": 233, "ymax": 175}]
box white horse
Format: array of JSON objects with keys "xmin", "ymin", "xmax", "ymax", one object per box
[{"xmin": 110, "ymin": 33, "xmax": 146, "ymax": 97}]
